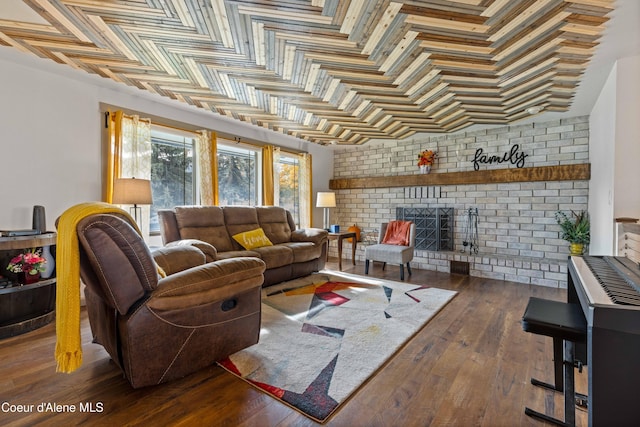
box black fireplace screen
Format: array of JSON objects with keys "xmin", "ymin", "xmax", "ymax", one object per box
[{"xmin": 396, "ymin": 207, "xmax": 453, "ymax": 251}]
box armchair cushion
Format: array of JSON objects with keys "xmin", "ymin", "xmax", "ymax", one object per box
[{"xmin": 365, "ymin": 243, "xmax": 414, "ymax": 264}]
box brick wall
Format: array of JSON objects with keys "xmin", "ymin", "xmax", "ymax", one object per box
[{"xmin": 331, "ymin": 116, "xmax": 590, "ymax": 288}]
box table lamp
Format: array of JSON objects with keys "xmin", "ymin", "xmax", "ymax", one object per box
[
  {"xmin": 316, "ymin": 192, "xmax": 336, "ymax": 230},
  {"xmin": 112, "ymin": 177, "xmax": 153, "ymax": 226}
]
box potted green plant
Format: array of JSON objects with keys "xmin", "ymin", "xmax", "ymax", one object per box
[{"xmin": 555, "ymin": 210, "xmax": 590, "ymax": 255}]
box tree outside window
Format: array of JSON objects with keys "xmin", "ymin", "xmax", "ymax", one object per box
[
  {"xmin": 278, "ymin": 155, "xmax": 300, "ymax": 227},
  {"xmin": 149, "ymin": 130, "xmax": 195, "ymax": 233},
  {"xmin": 217, "ymin": 144, "xmax": 260, "ymax": 206}
]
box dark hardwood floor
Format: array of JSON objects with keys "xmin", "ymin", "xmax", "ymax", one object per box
[{"xmin": 0, "ymin": 258, "xmax": 587, "ymax": 426}]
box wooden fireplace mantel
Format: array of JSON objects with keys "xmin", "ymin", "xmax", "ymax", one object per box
[{"xmin": 329, "ymin": 164, "xmax": 590, "ymax": 190}]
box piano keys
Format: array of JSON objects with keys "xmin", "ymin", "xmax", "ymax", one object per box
[{"xmin": 568, "ymin": 255, "xmax": 640, "ymax": 426}]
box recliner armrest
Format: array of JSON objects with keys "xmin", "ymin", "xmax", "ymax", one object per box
[
  {"xmin": 291, "ymin": 228, "xmax": 328, "ymax": 246},
  {"xmin": 152, "ymin": 245, "xmax": 206, "ymax": 275},
  {"xmin": 147, "ymin": 257, "xmax": 266, "ymax": 311},
  {"xmin": 165, "ymin": 238, "xmax": 218, "ymax": 262}
]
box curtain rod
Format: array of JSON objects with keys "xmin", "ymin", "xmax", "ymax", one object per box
[
  {"xmin": 104, "ymin": 111, "xmax": 151, "ymax": 128},
  {"xmin": 103, "ymin": 108, "xmax": 306, "ymax": 155}
]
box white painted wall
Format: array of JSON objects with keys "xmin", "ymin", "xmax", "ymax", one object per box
[
  {"xmin": 589, "ymin": 54, "xmax": 640, "ymax": 255},
  {"xmin": 614, "ymin": 55, "xmax": 640, "ymax": 219},
  {"xmin": 0, "ymin": 48, "xmax": 333, "ymax": 231},
  {"xmin": 589, "ymin": 64, "xmax": 617, "ymax": 255}
]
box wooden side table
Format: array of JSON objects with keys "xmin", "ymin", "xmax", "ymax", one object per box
[
  {"xmin": 327, "ymin": 231, "xmax": 357, "ymax": 270},
  {"xmin": 0, "ymin": 232, "xmax": 57, "ymax": 339}
]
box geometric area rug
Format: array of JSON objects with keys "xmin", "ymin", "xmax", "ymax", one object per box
[{"xmin": 218, "ymin": 271, "xmax": 457, "ymax": 423}]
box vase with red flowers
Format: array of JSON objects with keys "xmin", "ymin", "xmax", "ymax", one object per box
[
  {"xmin": 6, "ymin": 249, "xmax": 47, "ymax": 285},
  {"xmin": 417, "ymin": 149, "xmax": 437, "ymax": 174}
]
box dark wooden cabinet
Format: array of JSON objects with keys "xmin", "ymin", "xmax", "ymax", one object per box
[{"xmin": 0, "ymin": 233, "xmax": 56, "ymax": 339}]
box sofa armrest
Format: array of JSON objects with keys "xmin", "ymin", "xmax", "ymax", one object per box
[
  {"xmin": 147, "ymin": 257, "xmax": 266, "ymax": 311},
  {"xmin": 165, "ymin": 239, "xmax": 218, "ymax": 262},
  {"xmin": 152, "ymin": 245, "xmax": 206, "ymax": 276},
  {"xmin": 291, "ymin": 228, "xmax": 329, "ymax": 246},
  {"xmin": 158, "ymin": 209, "xmax": 181, "ymax": 244}
]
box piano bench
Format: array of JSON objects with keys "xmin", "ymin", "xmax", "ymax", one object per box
[
  {"xmin": 522, "ymin": 297, "xmax": 586, "ymax": 343},
  {"xmin": 522, "ymin": 297, "xmax": 587, "ymax": 427}
]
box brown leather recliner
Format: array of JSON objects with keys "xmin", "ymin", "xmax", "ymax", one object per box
[{"xmin": 75, "ymin": 213, "xmax": 266, "ymax": 388}]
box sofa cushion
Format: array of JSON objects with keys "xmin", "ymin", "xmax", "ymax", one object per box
[
  {"xmin": 280, "ymin": 241, "xmax": 321, "ymax": 263},
  {"xmin": 216, "ymin": 250, "xmax": 261, "ymax": 260},
  {"xmin": 251, "ymin": 245, "xmax": 294, "ymax": 269},
  {"xmin": 223, "ymin": 207, "xmax": 261, "ymax": 250},
  {"xmin": 174, "ymin": 206, "xmax": 235, "ymax": 252},
  {"xmin": 232, "ymin": 228, "xmax": 273, "ymax": 250},
  {"xmin": 256, "ymin": 206, "xmax": 292, "ymax": 244}
]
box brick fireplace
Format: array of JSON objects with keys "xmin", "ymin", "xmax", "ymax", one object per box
[{"xmin": 330, "ymin": 116, "xmax": 590, "ymax": 288}]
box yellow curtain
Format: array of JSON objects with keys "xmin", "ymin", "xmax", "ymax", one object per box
[
  {"xmin": 104, "ymin": 110, "xmax": 152, "ymax": 236},
  {"xmin": 262, "ymin": 145, "xmax": 275, "ymax": 206},
  {"xmin": 299, "ymin": 153, "xmax": 312, "ymax": 228},
  {"xmin": 120, "ymin": 115, "xmax": 152, "ymax": 180},
  {"xmin": 273, "ymin": 147, "xmax": 281, "ymax": 206},
  {"xmin": 197, "ymin": 130, "xmax": 219, "ymax": 205},
  {"xmin": 212, "ymin": 132, "xmax": 219, "ymax": 205},
  {"xmin": 104, "ymin": 110, "xmax": 124, "ymax": 203}
]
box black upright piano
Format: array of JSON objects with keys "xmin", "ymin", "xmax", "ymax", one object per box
[{"xmin": 568, "ymin": 255, "xmax": 640, "ymax": 426}]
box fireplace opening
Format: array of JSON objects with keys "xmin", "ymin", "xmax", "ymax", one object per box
[{"xmin": 396, "ymin": 207, "xmax": 453, "ymax": 251}]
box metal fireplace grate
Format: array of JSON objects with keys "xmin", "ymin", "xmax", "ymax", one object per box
[{"xmin": 396, "ymin": 207, "xmax": 453, "ymax": 251}]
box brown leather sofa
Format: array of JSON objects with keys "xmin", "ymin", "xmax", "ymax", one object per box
[
  {"xmin": 76, "ymin": 212, "xmax": 266, "ymax": 388},
  {"xmin": 158, "ymin": 206, "xmax": 328, "ymax": 286}
]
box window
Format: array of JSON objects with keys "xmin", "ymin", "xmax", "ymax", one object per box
[
  {"xmin": 277, "ymin": 154, "xmax": 300, "ymax": 226},
  {"xmin": 149, "ymin": 127, "xmax": 195, "ymax": 233},
  {"xmin": 217, "ymin": 142, "xmax": 261, "ymax": 206}
]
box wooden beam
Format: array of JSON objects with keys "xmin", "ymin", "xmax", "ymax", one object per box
[{"xmin": 329, "ymin": 164, "xmax": 590, "ymax": 189}]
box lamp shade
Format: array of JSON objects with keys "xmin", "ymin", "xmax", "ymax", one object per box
[
  {"xmin": 316, "ymin": 192, "xmax": 336, "ymax": 208},
  {"xmin": 112, "ymin": 178, "xmax": 153, "ymax": 205}
]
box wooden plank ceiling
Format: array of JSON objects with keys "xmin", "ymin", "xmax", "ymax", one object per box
[{"xmin": 0, "ymin": 0, "xmax": 613, "ymax": 145}]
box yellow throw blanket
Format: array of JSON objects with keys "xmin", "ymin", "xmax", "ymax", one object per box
[{"xmin": 55, "ymin": 202, "xmax": 141, "ymax": 374}]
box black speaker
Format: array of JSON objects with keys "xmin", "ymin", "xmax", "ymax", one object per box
[{"xmin": 32, "ymin": 205, "xmax": 46, "ymax": 234}]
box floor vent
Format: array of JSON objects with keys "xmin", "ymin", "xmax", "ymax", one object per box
[{"xmin": 450, "ymin": 260, "xmax": 470, "ymax": 275}]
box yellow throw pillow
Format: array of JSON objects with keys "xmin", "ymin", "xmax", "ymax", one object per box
[{"xmin": 232, "ymin": 228, "xmax": 273, "ymax": 250}]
